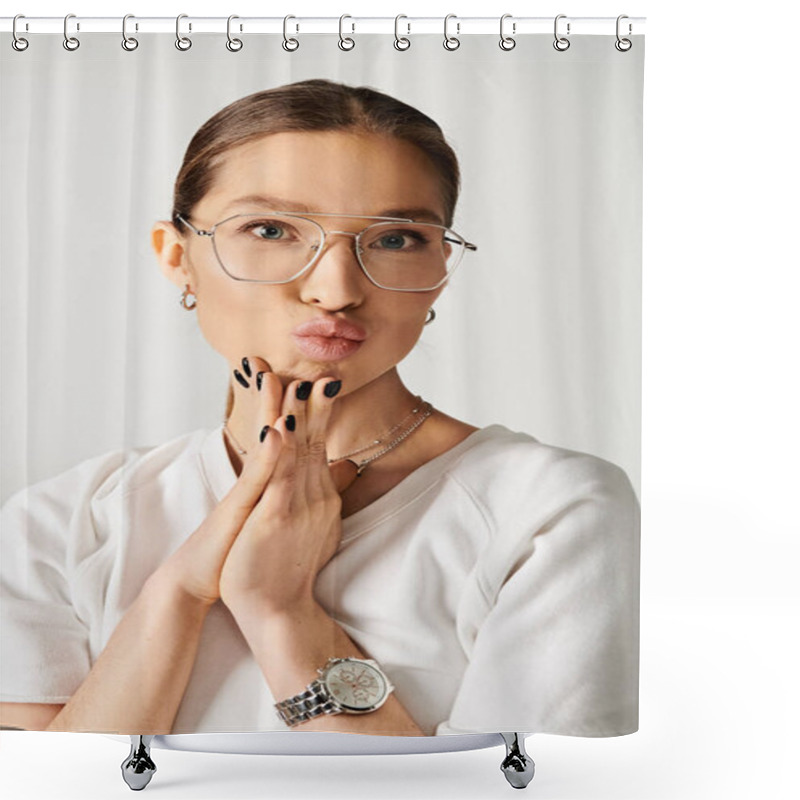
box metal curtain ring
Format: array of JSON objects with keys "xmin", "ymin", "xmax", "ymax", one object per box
[
  {"xmin": 282, "ymin": 15, "xmax": 299, "ymax": 51},
  {"xmin": 394, "ymin": 15, "xmax": 410, "ymax": 50},
  {"xmin": 175, "ymin": 14, "xmax": 192, "ymax": 50},
  {"xmin": 226, "ymin": 15, "xmax": 243, "ymax": 51},
  {"xmin": 12, "ymin": 14, "xmax": 29, "ymax": 51},
  {"xmin": 338, "ymin": 14, "xmax": 355, "ymax": 50},
  {"xmin": 499, "ymin": 13, "xmax": 516, "ymax": 50},
  {"xmin": 553, "ymin": 14, "xmax": 570, "ymax": 51},
  {"xmin": 63, "ymin": 13, "xmax": 80, "ymax": 51},
  {"xmin": 443, "ymin": 14, "xmax": 460, "ymax": 51},
  {"xmin": 615, "ymin": 14, "xmax": 632, "ymax": 51},
  {"xmin": 121, "ymin": 14, "xmax": 139, "ymax": 51}
]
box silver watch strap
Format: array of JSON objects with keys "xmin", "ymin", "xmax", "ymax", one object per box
[{"xmin": 274, "ymin": 679, "xmax": 342, "ymax": 727}]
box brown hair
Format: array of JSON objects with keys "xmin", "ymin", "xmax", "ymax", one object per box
[{"xmin": 170, "ymin": 78, "xmax": 462, "ymax": 419}]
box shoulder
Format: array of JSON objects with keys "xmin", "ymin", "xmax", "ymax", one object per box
[
  {"xmin": 1, "ymin": 427, "xmax": 212, "ymax": 524},
  {"xmin": 448, "ymin": 426, "xmax": 640, "ymax": 605},
  {"xmin": 451, "ymin": 423, "xmax": 634, "ymax": 491},
  {"xmin": 1, "ymin": 428, "xmax": 217, "ymax": 611},
  {"xmin": 446, "ymin": 423, "xmax": 639, "ymax": 525}
]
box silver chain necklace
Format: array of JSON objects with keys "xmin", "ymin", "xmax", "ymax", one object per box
[{"xmin": 223, "ymin": 397, "xmax": 434, "ymax": 476}]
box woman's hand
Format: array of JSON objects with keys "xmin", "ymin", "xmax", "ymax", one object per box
[
  {"xmin": 146, "ymin": 357, "xmax": 341, "ymax": 612},
  {"xmin": 218, "ymin": 359, "xmax": 345, "ymax": 619}
]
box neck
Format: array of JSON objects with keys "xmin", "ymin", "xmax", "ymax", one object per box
[
  {"xmin": 324, "ymin": 368, "xmax": 421, "ymax": 460},
  {"xmin": 224, "ymin": 367, "xmax": 422, "ymax": 474}
]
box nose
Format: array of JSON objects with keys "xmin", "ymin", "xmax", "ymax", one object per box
[{"xmin": 297, "ymin": 229, "xmax": 368, "ymax": 310}]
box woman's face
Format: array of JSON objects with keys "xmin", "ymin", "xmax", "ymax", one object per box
[{"xmin": 157, "ymin": 130, "xmax": 449, "ymax": 393}]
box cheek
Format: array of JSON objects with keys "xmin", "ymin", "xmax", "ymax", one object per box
[
  {"xmin": 375, "ymin": 305, "xmax": 429, "ymax": 352},
  {"xmin": 194, "ymin": 300, "xmax": 239, "ymax": 357},
  {"xmin": 193, "ymin": 284, "xmax": 283, "ymax": 359}
]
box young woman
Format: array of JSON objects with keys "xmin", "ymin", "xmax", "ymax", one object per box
[{"xmin": 0, "ymin": 79, "xmax": 640, "ymax": 737}]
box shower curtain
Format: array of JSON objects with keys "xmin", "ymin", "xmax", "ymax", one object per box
[{"xmin": 1, "ymin": 19, "xmax": 644, "ymax": 738}]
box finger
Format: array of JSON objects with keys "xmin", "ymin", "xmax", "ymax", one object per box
[
  {"xmin": 219, "ymin": 426, "xmax": 283, "ymax": 521},
  {"xmin": 254, "ymin": 412, "xmax": 298, "ymax": 516},
  {"xmin": 230, "ymin": 355, "xmax": 283, "ymax": 452},
  {"xmin": 281, "ymin": 378, "xmax": 314, "ymax": 468},
  {"xmin": 280, "ymin": 377, "xmax": 313, "ymax": 430},
  {"xmin": 248, "ymin": 356, "xmax": 285, "ymax": 434},
  {"xmin": 304, "ymin": 378, "xmax": 342, "ymax": 501},
  {"xmin": 279, "ymin": 377, "xmax": 314, "ymax": 495}
]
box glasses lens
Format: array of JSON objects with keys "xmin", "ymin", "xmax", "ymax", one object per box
[
  {"xmin": 213, "ymin": 214, "xmax": 322, "ymax": 282},
  {"xmin": 358, "ymin": 222, "xmax": 465, "ymax": 290},
  {"xmin": 212, "ymin": 215, "xmax": 467, "ymax": 290}
]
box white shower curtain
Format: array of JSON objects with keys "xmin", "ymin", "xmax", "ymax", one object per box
[
  {"xmin": 1, "ymin": 22, "xmax": 643, "ymax": 740},
  {"xmin": 1, "ymin": 31, "xmax": 642, "ymax": 494}
]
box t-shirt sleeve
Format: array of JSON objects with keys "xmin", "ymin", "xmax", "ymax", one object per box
[
  {"xmin": 0, "ymin": 454, "xmax": 123, "ymax": 703},
  {"xmin": 435, "ymin": 452, "xmax": 640, "ymax": 737}
]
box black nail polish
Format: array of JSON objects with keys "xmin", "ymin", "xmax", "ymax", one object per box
[
  {"xmin": 256, "ymin": 372, "xmax": 265, "ymax": 391},
  {"xmin": 286, "ymin": 414, "xmax": 296, "ymax": 432},
  {"xmin": 324, "ymin": 380, "xmax": 342, "ymax": 398},
  {"xmin": 259, "ymin": 425, "xmax": 270, "ymax": 443},
  {"xmin": 296, "ymin": 381, "xmax": 313, "ymax": 401},
  {"xmin": 233, "ymin": 369, "xmax": 250, "ymax": 389},
  {"xmin": 241, "ymin": 357, "xmax": 252, "ymax": 378}
]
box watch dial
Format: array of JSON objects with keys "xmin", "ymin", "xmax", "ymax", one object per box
[{"xmin": 326, "ymin": 661, "xmax": 387, "ymax": 710}]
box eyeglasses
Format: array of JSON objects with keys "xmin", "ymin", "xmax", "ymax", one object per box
[{"xmin": 175, "ymin": 211, "xmax": 477, "ymax": 292}]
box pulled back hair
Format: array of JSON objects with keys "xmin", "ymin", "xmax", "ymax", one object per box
[
  {"xmin": 170, "ymin": 79, "xmax": 462, "ymax": 421},
  {"xmin": 172, "ymin": 78, "xmax": 461, "ymax": 231}
]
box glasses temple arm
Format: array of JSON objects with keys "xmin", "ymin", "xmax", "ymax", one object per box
[{"xmin": 174, "ymin": 213, "xmax": 210, "ymax": 236}]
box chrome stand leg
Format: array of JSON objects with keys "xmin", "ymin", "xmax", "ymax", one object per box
[
  {"xmin": 121, "ymin": 735, "xmax": 156, "ymax": 791},
  {"xmin": 500, "ymin": 732, "xmax": 535, "ymax": 789}
]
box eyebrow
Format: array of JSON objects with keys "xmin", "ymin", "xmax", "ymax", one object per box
[{"xmin": 221, "ymin": 194, "xmax": 445, "ymax": 225}]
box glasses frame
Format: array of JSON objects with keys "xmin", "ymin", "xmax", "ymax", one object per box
[{"xmin": 175, "ymin": 211, "xmax": 477, "ymax": 293}]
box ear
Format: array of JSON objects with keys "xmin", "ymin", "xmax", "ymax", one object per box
[{"xmin": 152, "ymin": 220, "xmax": 194, "ymax": 290}]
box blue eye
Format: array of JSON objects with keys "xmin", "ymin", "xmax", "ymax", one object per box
[
  {"xmin": 254, "ymin": 224, "xmax": 284, "ymax": 239},
  {"xmin": 379, "ymin": 233, "xmax": 407, "ymax": 250},
  {"xmin": 374, "ymin": 230, "xmax": 429, "ymax": 251},
  {"xmin": 237, "ymin": 219, "xmax": 292, "ymax": 240}
]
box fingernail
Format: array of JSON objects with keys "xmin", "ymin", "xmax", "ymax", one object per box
[
  {"xmin": 324, "ymin": 380, "xmax": 342, "ymax": 398},
  {"xmin": 285, "ymin": 414, "xmax": 296, "ymax": 432},
  {"xmin": 296, "ymin": 381, "xmax": 313, "ymax": 401},
  {"xmin": 241, "ymin": 357, "xmax": 252, "ymax": 378},
  {"xmin": 234, "ymin": 369, "xmax": 250, "ymax": 389},
  {"xmin": 259, "ymin": 425, "xmax": 270, "ymax": 443},
  {"xmin": 256, "ymin": 371, "xmax": 265, "ymax": 391}
]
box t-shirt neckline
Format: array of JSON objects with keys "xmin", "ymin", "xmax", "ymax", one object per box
[{"xmin": 199, "ymin": 422, "xmax": 508, "ymax": 539}]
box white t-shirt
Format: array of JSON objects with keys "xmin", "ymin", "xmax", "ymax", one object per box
[{"xmin": 1, "ymin": 423, "xmax": 640, "ymax": 736}]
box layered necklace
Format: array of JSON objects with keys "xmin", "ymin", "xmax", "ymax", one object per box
[{"xmin": 223, "ymin": 395, "xmax": 434, "ymax": 479}]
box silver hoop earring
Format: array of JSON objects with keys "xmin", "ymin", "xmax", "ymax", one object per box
[
  {"xmin": 180, "ymin": 284, "xmax": 197, "ymax": 310},
  {"xmin": 425, "ymin": 307, "xmax": 436, "ymax": 325}
]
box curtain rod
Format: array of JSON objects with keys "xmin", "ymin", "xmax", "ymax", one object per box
[{"xmin": 1, "ymin": 16, "xmax": 646, "ymax": 36}]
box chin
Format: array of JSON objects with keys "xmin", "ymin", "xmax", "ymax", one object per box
[{"xmin": 281, "ymin": 360, "xmax": 345, "ymax": 384}]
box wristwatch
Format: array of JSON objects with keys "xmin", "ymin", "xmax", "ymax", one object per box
[{"xmin": 274, "ymin": 657, "xmax": 395, "ymax": 727}]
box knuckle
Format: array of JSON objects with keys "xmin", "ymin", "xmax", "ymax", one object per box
[
  {"xmin": 263, "ymin": 371, "xmax": 280, "ymax": 387},
  {"xmin": 261, "ymin": 371, "xmax": 283, "ymax": 398},
  {"xmin": 308, "ymin": 440, "xmax": 328, "ymax": 459},
  {"xmin": 268, "ymin": 506, "xmax": 293, "ymax": 526}
]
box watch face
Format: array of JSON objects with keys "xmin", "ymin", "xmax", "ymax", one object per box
[{"xmin": 324, "ymin": 660, "xmax": 388, "ymax": 712}]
